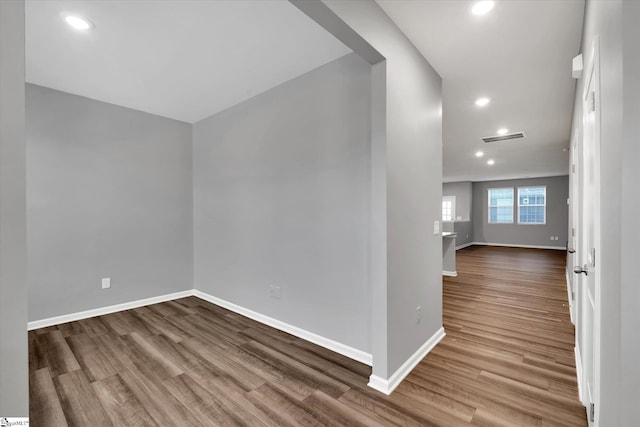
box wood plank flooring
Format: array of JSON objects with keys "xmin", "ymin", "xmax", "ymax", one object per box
[{"xmin": 29, "ymin": 246, "xmax": 586, "ymax": 426}]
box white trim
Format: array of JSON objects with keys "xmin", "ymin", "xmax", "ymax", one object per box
[
  {"xmin": 27, "ymin": 287, "xmax": 373, "ymax": 367},
  {"xmin": 442, "ymin": 195, "xmax": 456, "ymax": 222},
  {"xmin": 517, "ymin": 185, "xmax": 547, "ymax": 225},
  {"xmin": 442, "ymin": 270, "xmax": 458, "ymax": 277},
  {"xmin": 487, "ymin": 187, "xmax": 514, "ymax": 224},
  {"xmin": 367, "ymin": 327, "xmax": 445, "ymax": 395},
  {"xmin": 193, "ymin": 290, "xmax": 373, "ymax": 366},
  {"xmin": 471, "ymin": 242, "xmax": 566, "ymax": 251},
  {"xmin": 455, "ymin": 242, "xmax": 473, "ymax": 250},
  {"xmin": 27, "ymin": 290, "xmax": 194, "ymax": 330},
  {"xmin": 575, "ymin": 345, "xmax": 586, "ymax": 406}
]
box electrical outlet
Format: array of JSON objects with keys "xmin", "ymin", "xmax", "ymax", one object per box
[
  {"xmin": 101, "ymin": 277, "xmax": 111, "ymax": 289},
  {"xmin": 550, "ymin": 236, "xmax": 554, "ymax": 241},
  {"xmin": 269, "ymin": 285, "xmax": 281, "ymax": 299},
  {"xmin": 433, "ymin": 221, "xmax": 440, "ymax": 235},
  {"xmin": 416, "ymin": 306, "xmax": 421, "ymax": 324}
]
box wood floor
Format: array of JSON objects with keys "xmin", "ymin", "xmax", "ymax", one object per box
[{"xmin": 29, "ymin": 246, "xmax": 586, "ymax": 426}]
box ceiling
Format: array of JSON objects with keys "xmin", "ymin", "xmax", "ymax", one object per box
[
  {"xmin": 25, "ymin": 0, "xmax": 351, "ymax": 124},
  {"xmin": 26, "ymin": 0, "xmax": 584, "ymax": 183},
  {"xmin": 377, "ymin": 0, "xmax": 585, "ymax": 182}
]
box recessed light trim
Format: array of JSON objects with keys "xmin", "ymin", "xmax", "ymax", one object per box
[
  {"xmin": 475, "ymin": 151, "xmax": 484, "ymax": 157},
  {"xmin": 475, "ymin": 97, "xmax": 490, "ymax": 107},
  {"xmin": 487, "ymin": 159, "xmax": 495, "ymax": 165},
  {"xmin": 472, "ymin": 1, "xmax": 495, "ymax": 15},
  {"xmin": 64, "ymin": 15, "xmax": 93, "ymax": 31},
  {"xmin": 497, "ymin": 128, "xmax": 508, "ymax": 135}
]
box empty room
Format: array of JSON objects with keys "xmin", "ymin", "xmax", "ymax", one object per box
[{"xmin": 1, "ymin": 0, "xmax": 638, "ymax": 426}]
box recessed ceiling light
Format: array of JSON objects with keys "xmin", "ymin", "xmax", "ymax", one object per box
[
  {"xmin": 475, "ymin": 97, "xmax": 490, "ymax": 107},
  {"xmin": 64, "ymin": 15, "xmax": 93, "ymax": 31},
  {"xmin": 475, "ymin": 151, "xmax": 484, "ymax": 157},
  {"xmin": 487, "ymin": 159, "xmax": 495, "ymax": 165},
  {"xmin": 497, "ymin": 128, "xmax": 508, "ymax": 135},
  {"xmin": 472, "ymin": 1, "xmax": 495, "ymax": 15}
]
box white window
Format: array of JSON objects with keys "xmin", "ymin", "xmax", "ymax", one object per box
[
  {"xmin": 442, "ymin": 196, "xmax": 456, "ymax": 222},
  {"xmin": 488, "ymin": 188, "xmax": 514, "ymax": 223},
  {"xmin": 518, "ymin": 186, "xmax": 546, "ymax": 224}
]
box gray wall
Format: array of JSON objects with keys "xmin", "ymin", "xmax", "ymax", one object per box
[
  {"xmin": 443, "ymin": 181, "xmax": 472, "ymax": 220},
  {"xmin": 318, "ymin": 0, "xmax": 443, "ymax": 379},
  {"xmin": 0, "ymin": 0, "xmax": 28, "ymax": 416},
  {"xmin": 621, "ymin": 0, "xmax": 640, "ymax": 422},
  {"xmin": 193, "ymin": 53, "xmax": 372, "ymax": 352},
  {"xmin": 27, "ymin": 84, "xmax": 193, "ymax": 321},
  {"xmin": 472, "ymin": 176, "xmax": 569, "ymax": 248}
]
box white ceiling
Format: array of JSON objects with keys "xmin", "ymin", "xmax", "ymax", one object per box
[
  {"xmin": 377, "ymin": 0, "xmax": 584, "ymax": 182},
  {"xmin": 26, "ymin": 0, "xmax": 584, "ymax": 182},
  {"xmin": 25, "ymin": 0, "xmax": 351, "ymax": 123}
]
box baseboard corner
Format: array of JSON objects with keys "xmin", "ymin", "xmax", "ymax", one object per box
[
  {"xmin": 193, "ymin": 289, "xmax": 373, "ymax": 366},
  {"xmin": 368, "ymin": 326, "xmax": 445, "ymax": 395},
  {"xmin": 27, "ymin": 289, "xmax": 195, "ymax": 330},
  {"xmin": 455, "ymin": 242, "xmax": 473, "ymax": 250}
]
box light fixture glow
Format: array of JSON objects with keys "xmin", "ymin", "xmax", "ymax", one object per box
[
  {"xmin": 475, "ymin": 151, "xmax": 484, "ymax": 157},
  {"xmin": 487, "ymin": 159, "xmax": 495, "ymax": 165},
  {"xmin": 472, "ymin": 1, "xmax": 495, "ymax": 15},
  {"xmin": 65, "ymin": 15, "xmax": 92, "ymax": 30},
  {"xmin": 497, "ymin": 128, "xmax": 508, "ymax": 135},
  {"xmin": 475, "ymin": 97, "xmax": 490, "ymax": 107}
]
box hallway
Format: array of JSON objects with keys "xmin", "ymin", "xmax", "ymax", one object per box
[{"xmin": 399, "ymin": 246, "xmax": 586, "ymax": 425}]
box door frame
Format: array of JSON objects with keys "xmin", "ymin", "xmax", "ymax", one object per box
[{"xmin": 575, "ymin": 36, "xmax": 602, "ymax": 425}]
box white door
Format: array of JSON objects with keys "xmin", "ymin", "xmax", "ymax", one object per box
[{"xmin": 575, "ymin": 38, "xmax": 601, "ymax": 426}]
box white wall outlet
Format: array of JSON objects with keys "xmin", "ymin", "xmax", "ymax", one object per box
[
  {"xmin": 550, "ymin": 236, "xmax": 554, "ymax": 241},
  {"xmin": 269, "ymin": 285, "xmax": 281, "ymax": 299},
  {"xmin": 101, "ymin": 277, "xmax": 111, "ymax": 289},
  {"xmin": 433, "ymin": 221, "xmax": 440, "ymax": 235},
  {"xmin": 416, "ymin": 306, "xmax": 422, "ymax": 324}
]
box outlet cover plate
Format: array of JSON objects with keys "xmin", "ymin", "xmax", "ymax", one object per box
[{"xmin": 269, "ymin": 285, "xmax": 281, "ymax": 299}]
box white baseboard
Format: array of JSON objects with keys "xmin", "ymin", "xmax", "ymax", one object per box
[
  {"xmin": 368, "ymin": 326, "xmax": 445, "ymax": 395},
  {"xmin": 193, "ymin": 290, "xmax": 373, "ymax": 366},
  {"xmin": 471, "ymin": 242, "xmax": 566, "ymax": 251},
  {"xmin": 575, "ymin": 345, "xmax": 586, "ymax": 406},
  {"xmin": 455, "ymin": 242, "xmax": 473, "ymax": 250},
  {"xmin": 27, "ymin": 287, "xmax": 373, "ymax": 367},
  {"xmin": 27, "ymin": 289, "xmax": 194, "ymax": 330},
  {"xmin": 442, "ymin": 270, "xmax": 458, "ymax": 277}
]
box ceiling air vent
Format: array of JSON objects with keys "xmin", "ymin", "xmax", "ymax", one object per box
[{"xmin": 482, "ymin": 131, "xmax": 526, "ymax": 143}]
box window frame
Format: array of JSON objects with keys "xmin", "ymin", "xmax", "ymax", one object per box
[
  {"xmin": 487, "ymin": 187, "xmax": 514, "ymax": 224},
  {"xmin": 442, "ymin": 196, "xmax": 456, "ymax": 222},
  {"xmin": 517, "ymin": 186, "xmax": 547, "ymax": 225}
]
